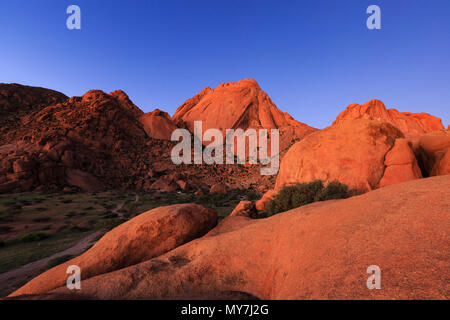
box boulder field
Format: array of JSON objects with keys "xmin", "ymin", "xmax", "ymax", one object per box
[
  {"xmin": 0, "ymin": 82, "xmax": 279, "ymax": 194},
  {"xmin": 10, "ymin": 176, "xmax": 450, "ymax": 300}
]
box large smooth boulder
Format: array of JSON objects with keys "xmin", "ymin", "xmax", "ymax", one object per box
[
  {"xmin": 10, "ymin": 204, "xmax": 218, "ymax": 297},
  {"xmin": 32, "ymin": 176, "xmax": 450, "ymax": 300},
  {"xmin": 275, "ymin": 119, "xmax": 405, "ymax": 192}
]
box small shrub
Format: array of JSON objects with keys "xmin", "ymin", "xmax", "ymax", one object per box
[
  {"xmin": 245, "ymin": 189, "xmax": 260, "ymax": 201},
  {"xmin": 267, "ymin": 180, "xmax": 350, "ymax": 216},
  {"xmin": 46, "ymin": 254, "xmax": 74, "ymax": 268},
  {"xmin": 3, "ymin": 200, "xmax": 17, "ymax": 207},
  {"xmin": 101, "ymin": 212, "xmax": 118, "ymax": 219},
  {"xmin": 96, "ymin": 218, "xmax": 124, "ymax": 230},
  {"xmin": 6, "ymin": 204, "xmax": 22, "ymax": 214},
  {"xmin": 101, "ymin": 203, "xmax": 115, "ymax": 210},
  {"xmin": 19, "ymin": 200, "xmax": 32, "ymax": 206},
  {"xmin": 18, "ymin": 232, "xmax": 49, "ymax": 243},
  {"xmin": 32, "ymin": 197, "xmax": 44, "ymax": 204},
  {"xmin": 0, "ymin": 216, "xmax": 13, "ymax": 223},
  {"xmin": 0, "ymin": 226, "xmax": 13, "ymax": 233},
  {"xmin": 70, "ymin": 225, "xmax": 90, "ymax": 232},
  {"xmin": 32, "ymin": 217, "xmax": 51, "ymax": 223}
]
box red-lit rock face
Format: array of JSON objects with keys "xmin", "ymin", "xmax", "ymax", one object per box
[
  {"xmin": 173, "ymin": 79, "xmax": 317, "ymax": 151},
  {"xmin": 275, "ymin": 119, "xmax": 406, "ymax": 192},
  {"xmin": 139, "ymin": 109, "xmax": 178, "ymax": 140},
  {"xmin": 333, "ymin": 99, "xmax": 444, "ymax": 138}
]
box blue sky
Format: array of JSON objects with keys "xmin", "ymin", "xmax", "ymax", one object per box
[{"xmin": 0, "ymin": 0, "xmax": 449, "ymax": 128}]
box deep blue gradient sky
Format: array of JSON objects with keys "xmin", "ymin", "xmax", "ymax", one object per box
[{"xmin": 1, "ymin": 0, "xmax": 449, "ymax": 128}]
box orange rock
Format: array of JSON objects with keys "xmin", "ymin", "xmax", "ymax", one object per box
[
  {"xmin": 10, "ymin": 204, "xmax": 218, "ymax": 297},
  {"xmin": 139, "ymin": 109, "xmax": 178, "ymax": 140},
  {"xmin": 435, "ymin": 149, "xmax": 450, "ymax": 175},
  {"xmin": 255, "ymin": 189, "xmax": 277, "ymax": 212},
  {"xmin": 418, "ymin": 129, "xmax": 450, "ymax": 176},
  {"xmin": 333, "ymin": 99, "xmax": 444, "ymax": 138},
  {"xmin": 65, "ymin": 169, "xmax": 102, "ymax": 192},
  {"xmin": 172, "ymin": 79, "xmax": 316, "ymax": 151},
  {"xmin": 210, "ymin": 182, "xmax": 228, "ymax": 194},
  {"xmin": 419, "ymin": 129, "xmax": 450, "ymax": 156},
  {"xmin": 149, "ymin": 177, "xmax": 179, "ymax": 193},
  {"xmin": 31, "ymin": 176, "xmax": 450, "ymax": 300},
  {"xmin": 275, "ymin": 119, "xmax": 404, "ymax": 192},
  {"xmin": 229, "ymin": 201, "xmax": 257, "ymax": 218},
  {"xmin": 379, "ymin": 138, "xmax": 422, "ymax": 187}
]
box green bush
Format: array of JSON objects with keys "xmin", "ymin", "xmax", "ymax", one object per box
[
  {"xmin": 267, "ymin": 180, "xmax": 350, "ymax": 216},
  {"xmin": 314, "ymin": 180, "xmax": 350, "ymax": 202},
  {"xmin": 18, "ymin": 232, "xmax": 49, "ymax": 243},
  {"xmin": 245, "ymin": 189, "xmax": 260, "ymax": 201},
  {"xmin": 96, "ymin": 218, "xmax": 124, "ymax": 230}
]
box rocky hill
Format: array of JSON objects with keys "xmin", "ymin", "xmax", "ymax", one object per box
[
  {"xmin": 173, "ymin": 79, "xmax": 317, "ymax": 150},
  {"xmin": 333, "ymin": 99, "xmax": 444, "ymax": 138},
  {"xmin": 1, "ymin": 81, "xmax": 306, "ymax": 194}
]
